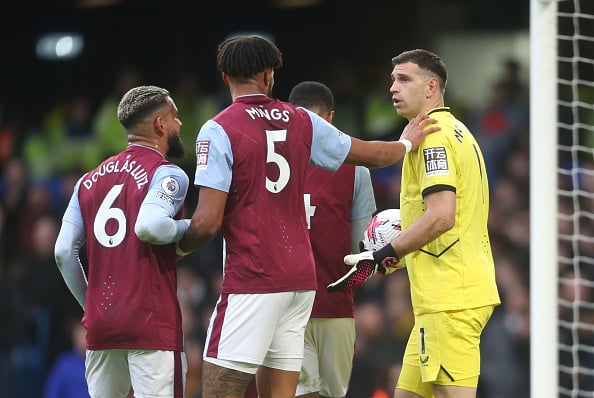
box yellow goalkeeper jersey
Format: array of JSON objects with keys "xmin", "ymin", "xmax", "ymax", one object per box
[{"xmin": 400, "ymin": 107, "xmax": 501, "ymax": 315}]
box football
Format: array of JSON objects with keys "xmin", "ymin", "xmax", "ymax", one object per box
[{"xmin": 362, "ymin": 208, "xmax": 406, "ymax": 272}]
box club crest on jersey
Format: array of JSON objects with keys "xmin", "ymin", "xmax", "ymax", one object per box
[
  {"xmin": 423, "ymin": 147, "xmax": 449, "ymax": 177},
  {"xmin": 196, "ymin": 140, "xmax": 210, "ymax": 170},
  {"xmin": 161, "ymin": 177, "xmax": 180, "ymax": 196}
]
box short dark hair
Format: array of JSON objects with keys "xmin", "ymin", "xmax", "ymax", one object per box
[
  {"xmin": 117, "ymin": 85, "xmax": 170, "ymax": 129},
  {"xmin": 216, "ymin": 35, "xmax": 283, "ymax": 81},
  {"xmin": 288, "ymin": 81, "xmax": 334, "ymax": 114},
  {"xmin": 392, "ymin": 49, "xmax": 448, "ymax": 92}
]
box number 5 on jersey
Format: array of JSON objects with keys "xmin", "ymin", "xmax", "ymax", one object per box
[{"xmin": 265, "ymin": 129, "xmax": 290, "ymax": 193}]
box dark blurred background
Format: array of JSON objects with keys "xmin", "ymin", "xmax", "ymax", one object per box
[
  {"xmin": 0, "ymin": 1, "xmax": 533, "ymax": 397},
  {"xmin": 0, "ymin": 0, "xmax": 529, "ymax": 125}
]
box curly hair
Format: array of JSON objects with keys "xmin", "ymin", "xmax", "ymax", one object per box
[{"xmin": 216, "ymin": 35, "xmax": 283, "ymax": 81}]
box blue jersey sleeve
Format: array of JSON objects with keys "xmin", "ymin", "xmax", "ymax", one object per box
[
  {"xmin": 304, "ymin": 108, "xmax": 352, "ymax": 171},
  {"xmin": 351, "ymin": 166, "xmax": 376, "ymax": 221},
  {"xmin": 135, "ymin": 164, "xmax": 190, "ymax": 245},
  {"xmin": 62, "ymin": 177, "xmax": 85, "ymax": 229},
  {"xmin": 194, "ymin": 120, "xmax": 233, "ymax": 192},
  {"xmin": 56, "ymin": 176, "xmax": 88, "ymax": 310},
  {"xmin": 142, "ymin": 165, "xmax": 189, "ymax": 216}
]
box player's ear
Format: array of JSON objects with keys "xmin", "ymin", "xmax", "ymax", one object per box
[
  {"xmin": 426, "ymin": 77, "xmax": 439, "ymax": 98},
  {"xmin": 263, "ymin": 69, "xmax": 273, "ymax": 88},
  {"xmin": 153, "ymin": 115, "xmax": 166, "ymax": 137},
  {"xmin": 222, "ymin": 72, "xmax": 230, "ymax": 85}
]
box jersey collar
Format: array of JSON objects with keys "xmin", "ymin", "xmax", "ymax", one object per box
[
  {"xmin": 235, "ymin": 94, "xmax": 270, "ymax": 103},
  {"xmin": 128, "ymin": 143, "xmax": 165, "ymax": 158},
  {"xmin": 427, "ymin": 107, "xmax": 450, "ymax": 116}
]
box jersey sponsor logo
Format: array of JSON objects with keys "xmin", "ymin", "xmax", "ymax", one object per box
[
  {"xmin": 423, "ymin": 147, "xmax": 449, "ymax": 176},
  {"xmin": 196, "ymin": 141, "xmax": 210, "ymax": 170},
  {"xmin": 161, "ymin": 176, "xmax": 180, "ymax": 196}
]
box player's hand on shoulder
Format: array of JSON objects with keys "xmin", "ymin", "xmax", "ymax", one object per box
[{"xmin": 400, "ymin": 113, "xmax": 440, "ymax": 151}]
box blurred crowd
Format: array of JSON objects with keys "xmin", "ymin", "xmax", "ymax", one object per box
[{"xmin": 0, "ymin": 59, "xmax": 534, "ymax": 398}]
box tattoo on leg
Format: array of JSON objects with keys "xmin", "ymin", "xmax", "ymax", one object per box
[{"xmin": 203, "ymin": 362, "xmax": 252, "ymax": 398}]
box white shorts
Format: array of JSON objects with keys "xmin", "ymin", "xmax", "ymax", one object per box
[
  {"xmin": 204, "ymin": 290, "xmax": 315, "ymax": 373},
  {"xmin": 85, "ymin": 349, "xmax": 187, "ymax": 398},
  {"xmin": 296, "ymin": 318, "xmax": 355, "ymax": 397}
]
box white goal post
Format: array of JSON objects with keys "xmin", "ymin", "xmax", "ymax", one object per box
[{"xmin": 530, "ymin": 0, "xmax": 558, "ymax": 397}]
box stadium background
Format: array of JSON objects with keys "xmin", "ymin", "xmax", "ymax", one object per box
[{"xmin": 0, "ymin": 1, "xmax": 531, "ymax": 397}]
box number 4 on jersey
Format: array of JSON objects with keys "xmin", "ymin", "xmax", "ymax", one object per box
[{"xmin": 303, "ymin": 193, "xmax": 316, "ymax": 229}]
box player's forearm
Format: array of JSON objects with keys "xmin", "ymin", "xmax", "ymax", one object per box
[
  {"xmin": 346, "ymin": 139, "xmax": 407, "ymax": 168},
  {"xmin": 370, "ymin": 140, "xmax": 409, "ymax": 168},
  {"xmin": 56, "ymin": 256, "xmax": 88, "ymax": 310},
  {"xmin": 178, "ymin": 218, "xmax": 219, "ymax": 252},
  {"xmin": 393, "ymin": 189, "xmax": 456, "ymax": 258},
  {"xmin": 135, "ymin": 203, "xmax": 190, "ymax": 245},
  {"xmin": 178, "ymin": 187, "xmax": 226, "ymax": 253},
  {"xmin": 392, "ymin": 209, "xmax": 454, "ymax": 258},
  {"xmin": 392, "ymin": 220, "xmax": 445, "ymax": 258},
  {"xmin": 55, "ymin": 223, "xmax": 88, "ymax": 310}
]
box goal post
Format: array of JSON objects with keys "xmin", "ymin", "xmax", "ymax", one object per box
[{"xmin": 530, "ymin": 0, "xmax": 558, "ymax": 397}]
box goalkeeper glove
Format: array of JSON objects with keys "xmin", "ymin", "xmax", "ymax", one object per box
[{"xmin": 326, "ymin": 244, "xmax": 401, "ymax": 292}]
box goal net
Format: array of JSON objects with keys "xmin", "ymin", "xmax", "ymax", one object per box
[
  {"xmin": 558, "ymin": 0, "xmax": 594, "ymax": 395},
  {"xmin": 532, "ymin": 0, "xmax": 594, "ymax": 397}
]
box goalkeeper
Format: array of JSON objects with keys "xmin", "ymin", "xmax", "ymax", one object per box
[{"xmin": 330, "ymin": 49, "xmax": 501, "ymax": 398}]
